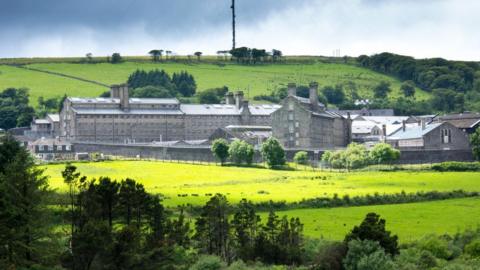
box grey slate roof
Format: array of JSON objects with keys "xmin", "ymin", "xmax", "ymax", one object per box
[
  {"xmin": 47, "ymin": 114, "xmax": 60, "ymax": 122},
  {"xmin": 388, "ymin": 123, "xmax": 442, "ymax": 140},
  {"xmin": 69, "ymin": 97, "xmax": 180, "ymax": 105},
  {"xmin": 72, "ymin": 108, "xmax": 184, "ymax": 115}
]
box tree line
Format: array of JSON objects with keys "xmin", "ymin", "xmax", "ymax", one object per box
[{"xmin": 358, "ymin": 52, "xmax": 480, "ymax": 112}]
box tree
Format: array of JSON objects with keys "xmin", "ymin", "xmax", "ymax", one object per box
[
  {"xmin": 261, "ymin": 137, "xmax": 286, "ymax": 168},
  {"xmin": 211, "ymin": 139, "xmax": 230, "ymax": 165},
  {"xmin": 111, "ymin": 52, "xmax": 122, "ymax": 64},
  {"xmin": 400, "ymin": 80, "xmax": 416, "ymax": 97},
  {"xmin": 0, "ymin": 134, "xmax": 52, "ymax": 267},
  {"xmin": 0, "ymin": 88, "xmax": 35, "ymax": 130},
  {"xmin": 149, "ymin": 49, "xmax": 162, "ymax": 62},
  {"xmin": 194, "ymin": 194, "xmax": 230, "ymax": 260},
  {"xmin": 368, "ymin": 143, "xmax": 400, "ymax": 164},
  {"xmin": 323, "ymin": 85, "xmax": 346, "ymax": 105},
  {"xmin": 345, "ymin": 212, "xmax": 399, "ymax": 255},
  {"xmin": 471, "ymin": 127, "xmax": 480, "ymax": 161},
  {"xmin": 62, "ymin": 163, "xmax": 82, "ymax": 244},
  {"xmin": 231, "ymin": 199, "xmax": 260, "ymax": 261},
  {"xmin": 228, "ymin": 139, "xmax": 254, "ymax": 165},
  {"xmin": 194, "ymin": 51, "xmax": 203, "ymax": 61},
  {"xmin": 131, "ymin": 85, "xmax": 174, "ymax": 98},
  {"xmin": 272, "ymin": 49, "xmax": 282, "ymax": 62},
  {"xmin": 373, "ymin": 81, "xmax": 392, "ymax": 99},
  {"xmin": 294, "ymin": 151, "xmax": 309, "ymax": 165},
  {"xmin": 85, "ymin": 52, "xmax": 93, "ymax": 62}
]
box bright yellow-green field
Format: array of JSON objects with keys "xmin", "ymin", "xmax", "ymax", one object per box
[
  {"xmin": 42, "ymin": 161, "xmax": 480, "ymax": 207},
  {"xmin": 269, "ymin": 197, "xmax": 480, "ymax": 241}
]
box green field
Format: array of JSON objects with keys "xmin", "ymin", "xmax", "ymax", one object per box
[
  {"xmin": 1, "ymin": 59, "xmax": 429, "ymax": 106},
  {"xmin": 43, "ymin": 161, "xmax": 480, "ymax": 207},
  {"xmin": 0, "ymin": 65, "xmax": 107, "ymax": 105},
  {"xmin": 269, "ymin": 197, "xmax": 480, "ymax": 241}
]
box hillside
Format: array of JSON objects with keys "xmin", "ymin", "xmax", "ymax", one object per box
[{"xmin": 0, "ymin": 58, "xmax": 430, "ymax": 107}]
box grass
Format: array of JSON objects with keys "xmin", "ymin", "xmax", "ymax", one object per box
[
  {"xmin": 267, "ymin": 197, "xmax": 480, "ymax": 242},
  {"xmin": 42, "ymin": 160, "xmax": 480, "ymax": 207},
  {"xmin": 0, "ymin": 59, "xmax": 429, "ymax": 106},
  {"xmin": 0, "ymin": 65, "xmax": 107, "ymax": 106}
]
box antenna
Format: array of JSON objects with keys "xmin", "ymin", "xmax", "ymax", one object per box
[{"xmin": 231, "ymin": 0, "xmax": 236, "ymax": 50}]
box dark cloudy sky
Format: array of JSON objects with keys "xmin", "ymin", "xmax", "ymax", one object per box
[{"xmin": 1, "ymin": 0, "xmax": 478, "ymax": 60}]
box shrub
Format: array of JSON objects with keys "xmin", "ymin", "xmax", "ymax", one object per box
[
  {"xmin": 431, "ymin": 162, "xmax": 480, "ymax": 172},
  {"xmin": 417, "ymin": 235, "xmax": 453, "ymax": 260},
  {"xmin": 465, "ymin": 239, "xmax": 480, "ymax": 258},
  {"xmin": 323, "ymin": 143, "xmax": 370, "ymax": 169},
  {"xmin": 294, "ymin": 151, "xmax": 309, "ymax": 165},
  {"xmin": 343, "ymin": 239, "xmax": 394, "ymax": 270},
  {"xmin": 369, "ymin": 143, "xmax": 400, "ymax": 164},
  {"xmin": 261, "ymin": 137, "xmax": 286, "ymax": 168},
  {"xmin": 189, "ymin": 255, "xmax": 226, "ymax": 270}
]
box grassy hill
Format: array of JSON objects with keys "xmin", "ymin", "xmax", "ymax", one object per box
[{"xmin": 0, "ymin": 57, "xmax": 430, "ymax": 107}]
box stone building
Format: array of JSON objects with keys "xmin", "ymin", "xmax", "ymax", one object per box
[
  {"xmin": 271, "ymin": 82, "xmax": 351, "ymax": 149},
  {"xmin": 386, "ymin": 121, "xmax": 471, "ymax": 151},
  {"xmin": 60, "ymin": 84, "xmax": 280, "ymax": 143}
]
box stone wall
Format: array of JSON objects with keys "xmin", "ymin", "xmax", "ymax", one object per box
[{"xmin": 73, "ymin": 142, "xmax": 474, "ymax": 164}]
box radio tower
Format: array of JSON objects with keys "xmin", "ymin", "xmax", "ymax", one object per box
[{"xmin": 231, "ymin": 0, "xmax": 236, "ymax": 50}]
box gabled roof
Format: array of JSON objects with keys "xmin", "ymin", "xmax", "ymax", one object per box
[
  {"xmin": 47, "ymin": 114, "xmax": 60, "ymax": 122},
  {"xmin": 388, "ymin": 123, "xmax": 442, "ymax": 140}
]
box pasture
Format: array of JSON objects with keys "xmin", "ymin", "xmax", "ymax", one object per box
[
  {"xmin": 0, "ymin": 65, "xmax": 106, "ymax": 106},
  {"xmin": 1, "ymin": 60, "xmax": 429, "ymax": 106},
  {"xmin": 43, "ymin": 160, "xmax": 480, "ymax": 207},
  {"xmin": 269, "ymin": 197, "xmax": 480, "ymax": 241}
]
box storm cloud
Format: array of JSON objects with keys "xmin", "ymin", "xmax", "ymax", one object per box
[{"xmin": 1, "ymin": 0, "xmax": 479, "ymax": 60}]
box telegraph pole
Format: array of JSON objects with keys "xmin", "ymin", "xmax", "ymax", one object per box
[{"xmin": 231, "ymin": 0, "xmax": 236, "ymax": 50}]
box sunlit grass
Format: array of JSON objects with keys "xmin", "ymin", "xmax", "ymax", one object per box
[{"xmin": 42, "ymin": 160, "xmax": 480, "ymax": 207}]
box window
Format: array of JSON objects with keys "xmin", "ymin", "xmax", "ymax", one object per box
[
  {"xmin": 295, "ymin": 122, "xmax": 299, "ymax": 128},
  {"xmin": 39, "ymin": 145, "xmax": 45, "ymax": 151},
  {"xmin": 441, "ymin": 129, "xmax": 452, "ymax": 144},
  {"xmin": 66, "ymin": 145, "xmax": 71, "ymax": 151},
  {"xmin": 288, "ymin": 112, "xmax": 294, "ymax": 121},
  {"xmin": 288, "ymin": 102, "xmax": 294, "ymax": 111},
  {"xmin": 48, "ymin": 145, "xmax": 53, "ymax": 151},
  {"xmin": 289, "ymin": 124, "xmax": 294, "ymax": 133},
  {"xmin": 57, "ymin": 145, "xmax": 63, "ymax": 151}
]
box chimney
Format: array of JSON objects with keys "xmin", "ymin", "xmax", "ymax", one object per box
[
  {"xmin": 402, "ymin": 120, "xmax": 406, "ymax": 132},
  {"xmin": 234, "ymin": 91, "xmax": 244, "ymax": 109},
  {"xmin": 287, "ymin": 83, "xmax": 297, "ymax": 96},
  {"xmin": 119, "ymin": 84, "xmax": 130, "ymax": 111},
  {"xmin": 421, "ymin": 120, "xmax": 426, "ymax": 130},
  {"xmin": 242, "ymin": 100, "xmax": 249, "ymax": 110},
  {"xmin": 309, "ymin": 82, "xmax": 319, "ymax": 110},
  {"xmin": 382, "ymin": 124, "xmax": 387, "ymax": 142},
  {"xmin": 110, "ymin": 84, "xmax": 120, "ymax": 98},
  {"xmin": 225, "ymin": 92, "xmax": 235, "ymax": 105}
]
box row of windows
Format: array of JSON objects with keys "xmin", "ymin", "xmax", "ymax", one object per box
[
  {"xmin": 441, "ymin": 129, "xmax": 452, "ymax": 144},
  {"xmin": 38, "ymin": 145, "xmax": 71, "ymax": 151}
]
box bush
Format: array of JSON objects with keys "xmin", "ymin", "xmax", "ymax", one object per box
[
  {"xmin": 228, "ymin": 139, "xmax": 254, "ymax": 165},
  {"xmin": 322, "ymin": 143, "xmax": 370, "ymax": 169},
  {"xmin": 465, "ymin": 239, "xmax": 480, "ymax": 258},
  {"xmin": 343, "ymin": 239, "xmax": 394, "ymax": 270},
  {"xmin": 431, "ymin": 162, "xmax": 480, "ymax": 172},
  {"xmin": 189, "ymin": 255, "xmax": 226, "ymax": 270},
  {"xmin": 261, "ymin": 137, "xmax": 286, "ymax": 168},
  {"xmin": 369, "ymin": 143, "xmax": 400, "ymax": 164},
  {"xmin": 294, "ymin": 151, "xmax": 309, "ymax": 165}
]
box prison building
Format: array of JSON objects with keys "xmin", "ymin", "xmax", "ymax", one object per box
[
  {"xmin": 271, "ymin": 82, "xmax": 352, "ymax": 149},
  {"xmin": 59, "ymin": 84, "xmax": 280, "ymax": 143}
]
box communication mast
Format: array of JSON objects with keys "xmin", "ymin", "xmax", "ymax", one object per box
[{"xmin": 231, "ymin": 0, "xmax": 236, "ymax": 50}]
